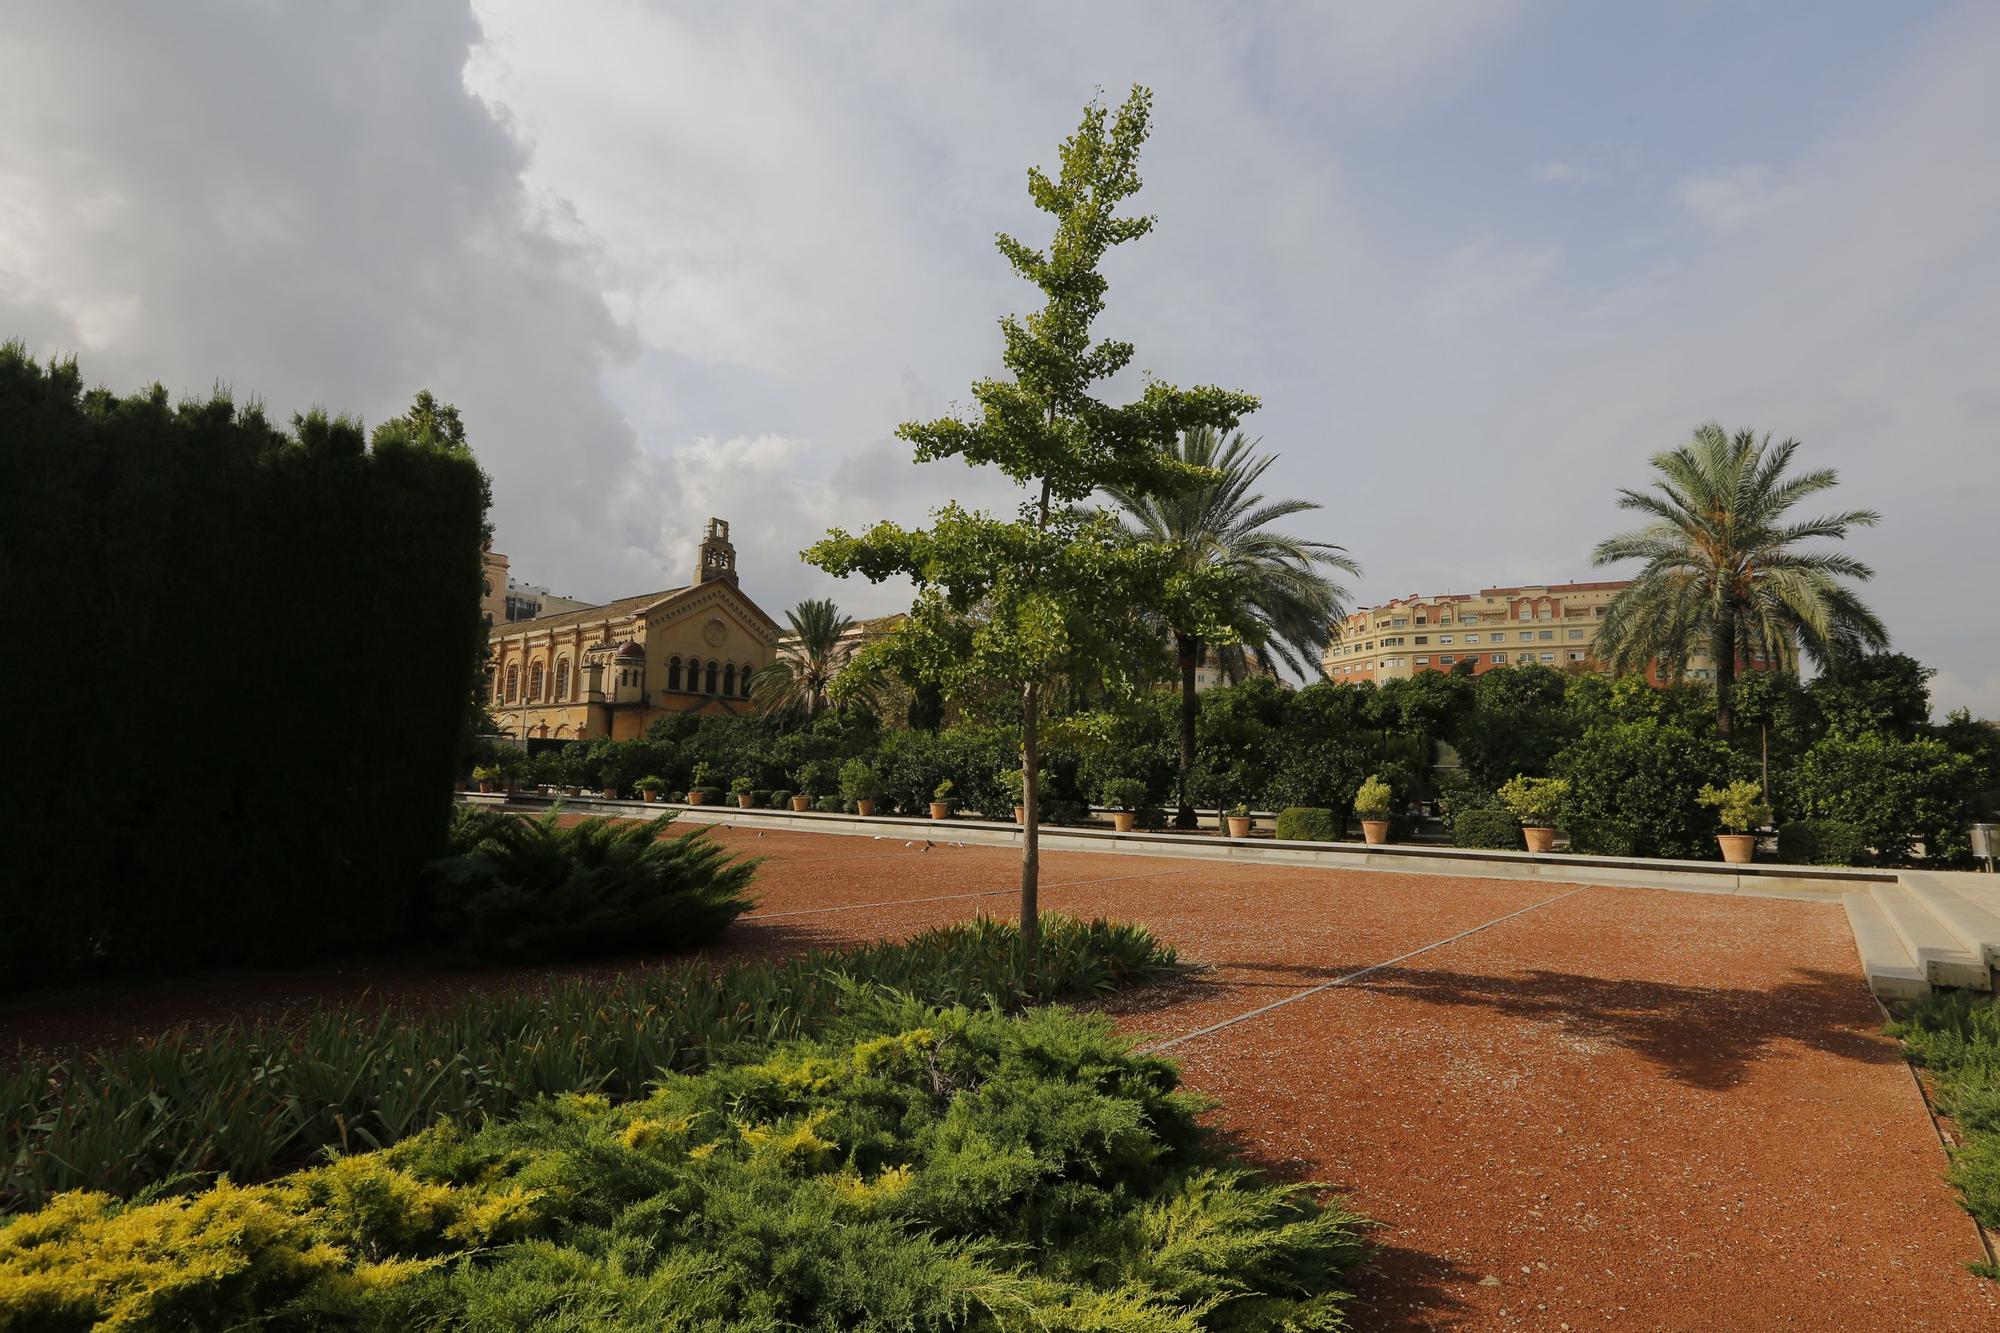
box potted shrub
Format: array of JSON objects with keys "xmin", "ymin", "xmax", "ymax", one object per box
[
  {"xmin": 1100, "ymin": 777, "xmax": 1147, "ymax": 833},
  {"xmin": 999, "ymin": 767, "xmax": 1032, "ymax": 824},
  {"xmin": 635, "ymin": 775, "xmax": 665, "ymax": 803},
  {"xmin": 793, "ymin": 760, "xmax": 836, "ymax": 812},
  {"xmin": 1354, "ymin": 774, "xmax": 1395, "ymax": 845},
  {"xmin": 731, "ymin": 775, "xmax": 757, "ymax": 809},
  {"xmin": 1225, "ymin": 801, "xmax": 1253, "ymax": 839},
  {"xmin": 687, "ymin": 761, "xmax": 718, "ymax": 805},
  {"xmin": 471, "ymin": 763, "xmax": 500, "ymax": 795},
  {"xmin": 840, "ymin": 758, "xmax": 884, "ymax": 817},
  {"xmin": 929, "ymin": 779, "xmax": 956, "ymax": 821},
  {"xmin": 1698, "ymin": 779, "xmax": 1772, "ymax": 865},
  {"xmin": 1499, "ymin": 775, "xmax": 1570, "ymax": 853}
]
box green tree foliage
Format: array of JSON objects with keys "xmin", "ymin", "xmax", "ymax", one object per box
[
  {"xmin": 806, "ymin": 87, "xmax": 1256, "ymax": 969},
  {"xmin": 1592, "ymin": 424, "xmax": 1887, "ymax": 738},
  {"xmin": 1807, "ymin": 650, "xmax": 1934, "ymax": 740},
  {"xmin": 1263, "ymin": 681, "xmax": 1380, "ymax": 814},
  {"xmin": 0, "ymin": 347, "xmax": 490, "ymax": 989},
  {"xmin": 750, "ymin": 597, "xmax": 870, "ymax": 719},
  {"xmin": 1192, "ymin": 675, "xmax": 1288, "ymax": 812},
  {"xmin": 1792, "ymin": 733, "xmax": 1980, "ymax": 863},
  {"xmin": 1104, "ymin": 426, "xmax": 1359, "ymax": 825},
  {"xmin": 1452, "ymin": 664, "xmax": 1580, "ymax": 792},
  {"xmin": 1552, "ymin": 718, "xmax": 1739, "ymax": 859}
]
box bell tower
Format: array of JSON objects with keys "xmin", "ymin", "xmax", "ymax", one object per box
[{"xmin": 695, "ymin": 517, "xmax": 737, "ymax": 585}]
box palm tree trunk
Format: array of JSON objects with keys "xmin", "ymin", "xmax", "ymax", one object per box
[
  {"xmin": 1713, "ymin": 607, "xmax": 1738, "ymax": 742},
  {"xmin": 1175, "ymin": 632, "xmax": 1200, "ymax": 830},
  {"xmin": 1019, "ymin": 679, "xmax": 1042, "ymax": 989}
]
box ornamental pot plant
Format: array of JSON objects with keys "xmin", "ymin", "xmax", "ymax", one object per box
[
  {"xmin": 601, "ymin": 784, "xmax": 621, "ymax": 801},
  {"xmin": 1000, "ymin": 766, "xmax": 1029, "ymax": 824},
  {"xmin": 1100, "ymin": 777, "xmax": 1147, "ymax": 834},
  {"xmin": 929, "ymin": 779, "xmax": 955, "ymax": 821},
  {"xmin": 688, "ymin": 761, "xmax": 718, "ymax": 805},
  {"xmin": 471, "ymin": 764, "xmax": 500, "ymax": 795},
  {"xmin": 635, "ymin": 775, "xmax": 664, "ymax": 803},
  {"xmin": 731, "ymin": 775, "xmax": 757, "ymax": 809},
  {"xmin": 840, "ymin": 758, "xmax": 884, "ymax": 818},
  {"xmin": 1225, "ymin": 802, "xmax": 1253, "ymax": 839},
  {"xmin": 1698, "ymin": 779, "xmax": 1771, "ymax": 865},
  {"xmin": 1499, "ymin": 775, "xmax": 1570, "ymax": 854},
  {"xmin": 1354, "ymin": 774, "xmax": 1394, "ymax": 845}
]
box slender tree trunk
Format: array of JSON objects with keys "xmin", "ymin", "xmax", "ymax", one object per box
[
  {"xmin": 1714, "ymin": 607, "xmax": 1738, "ymax": 742},
  {"xmin": 1020, "ymin": 679, "xmax": 1042, "ymax": 989},
  {"xmin": 1175, "ymin": 632, "xmax": 1200, "ymax": 829}
]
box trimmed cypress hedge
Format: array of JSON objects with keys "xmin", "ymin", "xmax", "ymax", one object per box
[
  {"xmin": 1451, "ymin": 809, "xmax": 1521, "ymax": 850},
  {"xmin": 0, "ymin": 349, "xmax": 489, "ymax": 990},
  {"xmin": 1274, "ymin": 806, "xmax": 1341, "ymax": 842},
  {"xmin": 1778, "ymin": 819, "xmax": 1873, "ymax": 867}
]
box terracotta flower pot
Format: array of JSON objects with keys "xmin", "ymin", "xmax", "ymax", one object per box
[
  {"xmin": 856, "ymin": 799, "xmax": 877, "ymax": 817},
  {"xmin": 1522, "ymin": 825, "xmax": 1557, "ymax": 853},
  {"xmin": 1717, "ymin": 832, "xmax": 1756, "ymax": 864},
  {"xmin": 1014, "ymin": 805, "xmax": 1027, "ymax": 824},
  {"xmin": 734, "ymin": 793, "xmax": 752, "ymax": 808},
  {"xmin": 930, "ymin": 801, "xmax": 952, "ymax": 820},
  {"xmin": 563, "ymin": 785, "xmax": 580, "ymax": 797},
  {"xmin": 477, "ymin": 779, "xmax": 494, "ymax": 794},
  {"xmin": 641, "ymin": 790, "xmax": 658, "ymax": 803},
  {"xmin": 1360, "ymin": 818, "xmax": 1390, "ymax": 845},
  {"xmin": 602, "ymin": 787, "xmax": 619, "ymax": 801},
  {"xmin": 687, "ymin": 790, "xmax": 705, "ymax": 805},
  {"xmin": 1112, "ymin": 811, "xmax": 1137, "ymax": 833},
  {"xmin": 1226, "ymin": 816, "xmax": 1252, "ymax": 838},
  {"xmin": 791, "ymin": 795, "xmax": 811, "ymax": 812}
]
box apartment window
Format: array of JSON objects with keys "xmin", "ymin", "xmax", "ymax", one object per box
[
  {"xmin": 1465, "ymin": 634, "xmax": 1480, "ymax": 644},
  {"xmin": 555, "ymin": 658, "xmax": 572, "ymax": 701},
  {"xmin": 1539, "ymin": 630, "xmax": 1554, "ymax": 641},
  {"xmin": 1439, "ymin": 654, "xmax": 1455, "ymax": 664},
  {"xmin": 1439, "ymin": 635, "xmax": 1453, "ymax": 645},
  {"xmin": 504, "ymin": 663, "xmax": 519, "ymax": 702},
  {"xmin": 1540, "ymin": 653, "xmax": 1555, "ymax": 662},
  {"xmin": 1568, "ymin": 652, "xmax": 1585, "ymax": 663},
  {"xmin": 528, "ymin": 661, "xmax": 545, "ymax": 701},
  {"xmin": 1595, "ymin": 605, "xmax": 1607, "ymax": 616},
  {"xmin": 668, "ymin": 656, "xmax": 682, "ymax": 690},
  {"xmin": 1491, "ymin": 653, "xmax": 1507, "ymax": 664},
  {"xmin": 1462, "ymin": 613, "xmax": 1481, "ymax": 624},
  {"xmin": 1568, "ymin": 629, "xmax": 1584, "ymax": 640},
  {"xmin": 1539, "ymin": 608, "xmax": 1553, "ymax": 620},
  {"xmin": 1414, "ymin": 635, "xmax": 1428, "ymax": 645},
  {"xmin": 1415, "ymin": 656, "xmax": 1430, "ymax": 666},
  {"xmin": 1415, "ymin": 614, "xmax": 1427, "ymax": 625},
  {"xmin": 1392, "ymin": 617, "xmax": 1408, "ymax": 628}
]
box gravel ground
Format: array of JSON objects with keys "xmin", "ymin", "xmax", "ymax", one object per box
[{"xmin": 6, "ymin": 824, "xmax": 1993, "ymax": 1328}]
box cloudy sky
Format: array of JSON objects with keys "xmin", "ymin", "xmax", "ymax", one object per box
[{"xmin": 5, "ymin": 2, "xmax": 1996, "ymax": 713}]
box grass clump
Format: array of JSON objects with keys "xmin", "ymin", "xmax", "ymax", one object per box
[
  {"xmin": 426, "ymin": 807, "xmax": 756, "ymax": 962},
  {"xmin": 1887, "ymin": 990, "xmax": 2000, "ymax": 1237},
  {"xmin": 0, "ymin": 1004, "xmax": 1368, "ymax": 1331},
  {"xmin": 2, "ymin": 917, "xmax": 1173, "ymax": 1214}
]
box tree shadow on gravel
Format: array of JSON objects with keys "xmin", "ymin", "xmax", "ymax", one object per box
[{"xmin": 1354, "ymin": 964, "xmax": 1895, "ymax": 1091}]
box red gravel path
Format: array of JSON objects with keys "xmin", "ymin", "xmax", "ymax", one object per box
[{"xmin": 6, "ymin": 826, "xmax": 1992, "ymax": 1328}]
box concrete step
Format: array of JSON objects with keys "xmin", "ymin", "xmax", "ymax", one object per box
[
  {"xmin": 1903, "ymin": 872, "xmax": 2000, "ymax": 969},
  {"xmin": 1844, "ymin": 893, "xmax": 1930, "ymax": 1001},
  {"xmin": 1869, "ymin": 882, "xmax": 1992, "ymax": 991}
]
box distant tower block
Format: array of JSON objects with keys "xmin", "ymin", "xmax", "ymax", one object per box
[{"xmin": 696, "ymin": 517, "xmax": 738, "ymax": 585}]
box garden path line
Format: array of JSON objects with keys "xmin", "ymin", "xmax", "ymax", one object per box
[
  {"xmin": 743, "ymin": 866, "xmax": 1187, "ymax": 921},
  {"xmin": 1142, "ymin": 885, "xmax": 1587, "ymax": 1054}
]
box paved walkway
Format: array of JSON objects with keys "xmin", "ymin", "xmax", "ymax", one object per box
[{"xmin": 708, "ymin": 827, "xmax": 1995, "ymax": 1331}]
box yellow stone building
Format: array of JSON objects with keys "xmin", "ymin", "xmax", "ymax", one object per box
[{"xmin": 486, "ymin": 519, "xmax": 782, "ymax": 741}]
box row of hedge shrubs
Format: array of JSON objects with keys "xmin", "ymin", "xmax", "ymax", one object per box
[
  {"xmin": 0, "ymin": 1003, "xmax": 1367, "ymax": 1329},
  {"xmin": 0, "ymin": 917, "xmax": 1174, "ymax": 1214}
]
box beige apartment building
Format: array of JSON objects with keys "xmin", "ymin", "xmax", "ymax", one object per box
[{"xmin": 1320, "ymin": 580, "xmax": 1728, "ymax": 684}]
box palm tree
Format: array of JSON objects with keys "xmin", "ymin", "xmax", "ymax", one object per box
[
  {"xmin": 1593, "ymin": 424, "xmax": 1887, "ymax": 740},
  {"xmin": 1105, "ymin": 427, "xmax": 1360, "ymax": 827},
  {"xmin": 751, "ymin": 597, "xmax": 863, "ymax": 719}
]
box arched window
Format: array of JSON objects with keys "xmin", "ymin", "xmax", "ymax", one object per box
[
  {"xmin": 504, "ymin": 663, "xmax": 519, "ymax": 702},
  {"xmin": 668, "ymin": 656, "xmax": 682, "ymax": 691},
  {"xmin": 723, "ymin": 663, "xmax": 736, "ymax": 697},
  {"xmin": 739, "ymin": 662, "xmax": 754, "ymax": 698},
  {"xmin": 705, "ymin": 660, "xmax": 718, "ymax": 694},
  {"xmin": 486, "ymin": 667, "xmax": 497, "ymax": 701},
  {"xmin": 528, "ymin": 661, "xmax": 545, "ymax": 701},
  {"xmin": 555, "ymin": 658, "xmax": 571, "ymax": 701}
]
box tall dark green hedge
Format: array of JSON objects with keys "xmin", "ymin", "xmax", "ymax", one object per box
[{"xmin": 0, "ymin": 346, "xmax": 490, "ymax": 988}]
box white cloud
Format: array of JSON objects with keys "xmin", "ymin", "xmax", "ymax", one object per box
[
  {"xmin": 1675, "ymin": 164, "xmax": 1787, "ymax": 230},
  {"xmin": 1931, "ymin": 670, "xmax": 2000, "ymax": 722},
  {"xmin": 1417, "ymin": 238, "xmax": 1562, "ymax": 333}
]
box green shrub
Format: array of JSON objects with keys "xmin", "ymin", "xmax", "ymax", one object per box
[
  {"xmin": 693, "ymin": 786, "xmax": 726, "ymax": 804},
  {"xmin": 1565, "ymin": 816, "xmax": 1641, "ymax": 858},
  {"xmin": 0, "ymin": 916, "xmax": 1174, "ymax": 1213},
  {"xmin": 1777, "ymin": 819, "xmax": 1872, "ymax": 867},
  {"xmin": 1274, "ymin": 807, "xmax": 1341, "ymax": 842},
  {"xmin": 1793, "ymin": 733, "xmax": 1981, "ymax": 864},
  {"xmin": 839, "ymin": 758, "xmax": 884, "ymax": 803},
  {"xmin": 749, "ymin": 789, "xmax": 771, "ymax": 808},
  {"xmin": 1552, "ymin": 719, "xmax": 1735, "ymax": 860},
  {"xmin": 1888, "ymin": 992, "xmax": 2000, "ymax": 1231},
  {"xmin": 768, "ymin": 788, "xmax": 794, "ymax": 808},
  {"xmin": 1097, "ymin": 776, "xmax": 1148, "ymax": 812},
  {"xmin": 1498, "ymin": 774, "xmax": 1569, "ymax": 827},
  {"xmin": 729, "ymin": 775, "xmax": 755, "ymax": 796},
  {"xmin": 815, "ymin": 795, "xmax": 843, "ymax": 813},
  {"xmin": 1352, "ymin": 774, "xmax": 1393, "ymax": 820},
  {"xmin": 1451, "ymin": 809, "xmax": 1520, "ymax": 850},
  {"xmin": 426, "ymin": 809, "xmax": 755, "ymax": 963},
  {"xmin": 1697, "ymin": 779, "xmax": 1771, "ymax": 833},
  {"xmin": 0, "ymin": 1003, "xmax": 1367, "ymax": 1329}
]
